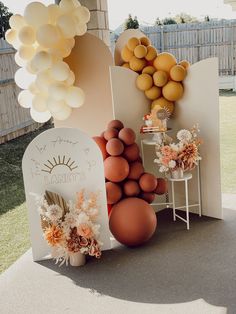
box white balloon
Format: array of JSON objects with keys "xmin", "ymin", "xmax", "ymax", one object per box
[
  {"xmin": 53, "ymin": 105, "xmax": 72, "ymax": 120},
  {"xmin": 64, "ymin": 70, "xmax": 75, "ymax": 86},
  {"xmin": 47, "ymin": 99, "xmax": 67, "ymax": 113},
  {"xmin": 50, "ymin": 61, "xmax": 70, "ymax": 81},
  {"xmin": 15, "ymin": 67, "xmax": 36, "ymax": 89},
  {"xmin": 76, "ymin": 22, "xmax": 87, "ymax": 36},
  {"xmin": 48, "ymin": 82, "xmax": 67, "ymax": 100},
  {"xmin": 9, "ymin": 14, "xmax": 26, "ymax": 29},
  {"xmin": 24, "ymin": 2, "xmax": 49, "ymax": 28},
  {"xmin": 36, "ymin": 24, "xmax": 61, "ymax": 48},
  {"xmin": 35, "ymin": 70, "xmax": 53, "ymax": 93},
  {"xmin": 48, "ymin": 4, "xmax": 61, "ymax": 24},
  {"xmin": 18, "ymin": 90, "xmax": 34, "ymax": 108},
  {"xmin": 18, "ymin": 45, "xmax": 35, "ymax": 60},
  {"xmin": 74, "ymin": 6, "xmax": 90, "ymax": 24},
  {"xmin": 5, "ymin": 29, "xmax": 17, "ymax": 45},
  {"xmin": 57, "ymin": 14, "xmax": 77, "ymax": 38},
  {"xmin": 65, "ymin": 86, "xmax": 85, "ymax": 108},
  {"xmin": 18, "ymin": 26, "xmax": 36, "ymax": 45},
  {"xmin": 15, "ymin": 52, "xmax": 27, "ymax": 67},
  {"xmin": 30, "ymin": 106, "xmax": 51, "ymax": 123},
  {"xmin": 32, "ymin": 94, "xmax": 48, "ymax": 112},
  {"xmin": 31, "ymin": 51, "xmax": 52, "ymax": 72},
  {"xmin": 59, "ymin": 0, "xmax": 80, "ymax": 13}
]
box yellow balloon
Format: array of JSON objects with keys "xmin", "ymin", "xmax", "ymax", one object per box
[
  {"xmin": 170, "ymin": 65, "xmax": 187, "ymax": 82},
  {"xmin": 9, "ymin": 14, "xmax": 26, "ymax": 29},
  {"xmin": 31, "ymin": 51, "xmax": 52, "ymax": 72},
  {"xmin": 18, "ymin": 45, "xmax": 35, "ymax": 60},
  {"xmin": 134, "ymin": 45, "xmax": 147, "ymax": 59},
  {"xmin": 162, "ymin": 81, "xmax": 184, "ymax": 101},
  {"xmin": 151, "ymin": 97, "xmax": 174, "ymax": 115},
  {"xmin": 48, "ymin": 82, "xmax": 67, "ymax": 100},
  {"xmin": 145, "ymin": 86, "xmax": 162, "ymax": 100},
  {"xmin": 65, "ymin": 86, "xmax": 85, "ymax": 108},
  {"xmin": 48, "ymin": 4, "xmax": 61, "ymax": 24},
  {"xmin": 30, "ymin": 107, "xmax": 51, "ymax": 123},
  {"xmin": 18, "ymin": 26, "xmax": 35, "ymax": 45},
  {"xmin": 60, "ymin": 0, "xmax": 80, "ymax": 13},
  {"xmin": 53, "ymin": 105, "xmax": 72, "ymax": 120},
  {"xmin": 136, "ymin": 73, "xmax": 153, "ymax": 91},
  {"xmin": 24, "ymin": 2, "xmax": 49, "ymax": 28},
  {"xmin": 5, "ymin": 29, "xmax": 17, "ymax": 45},
  {"xmin": 121, "ymin": 45, "xmax": 133, "ymax": 62},
  {"xmin": 129, "ymin": 56, "xmax": 146, "ymax": 72},
  {"xmin": 57, "ymin": 14, "xmax": 77, "ymax": 38},
  {"xmin": 153, "ymin": 70, "xmax": 168, "ymax": 87},
  {"xmin": 36, "ymin": 24, "xmax": 61, "ymax": 48},
  {"xmin": 50, "ymin": 61, "xmax": 70, "ymax": 81},
  {"xmin": 179, "ymin": 60, "xmax": 190, "ymax": 70},
  {"xmin": 32, "ymin": 94, "xmax": 48, "ymax": 112},
  {"xmin": 140, "ymin": 36, "xmax": 151, "ymax": 47},
  {"xmin": 74, "ymin": 6, "xmax": 90, "ymax": 24},
  {"xmin": 127, "ymin": 37, "xmax": 140, "ymax": 51},
  {"xmin": 153, "ymin": 52, "xmax": 177, "ymax": 73},
  {"xmin": 18, "ymin": 90, "xmax": 34, "ymax": 108},
  {"xmin": 142, "ymin": 66, "xmax": 156, "ymax": 75},
  {"xmin": 145, "ymin": 46, "xmax": 157, "ymax": 61}
]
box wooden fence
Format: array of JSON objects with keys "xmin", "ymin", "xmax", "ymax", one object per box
[{"xmin": 0, "ymin": 39, "xmax": 40, "ymax": 144}]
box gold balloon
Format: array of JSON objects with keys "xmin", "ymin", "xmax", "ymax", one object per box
[
  {"xmin": 145, "ymin": 46, "xmax": 157, "ymax": 61},
  {"xmin": 179, "ymin": 60, "xmax": 190, "ymax": 69},
  {"xmin": 18, "ymin": 26, "xmax": 35, "ymax": 45},
  {"xmin": 153, "ymin": 52, "xmax": 177, "ymax": 72},
  {"xmin": 153, "ymin": 70, "xmax": 168, "ymax": 87},
  {"xmin": 170, "ymin": 65, "xmax": 187, "ymax": 82},
  {"xmin": 151, "ymin": 97, "xmax": 174, "ymax": 115},
  {"xmin": 127, "ymin": 37, "xmax": 140, "ymax": 51},
  {"xmin": 36, "ymin": 24, "xmax": 61, "ymax": 48},
  {"xmin": 145, "ymin": 86, "xmax": 162, "ymax": 100},
  {"xmin": 142, "ymin": 65, "xmax": 156, "ymax": 75},
  {"xmin": 129, "ymin": 56, "xmax": 146, "ymax": 72},
  {"xmin": 140, "ymin": 36, "xmax": 151, "ymax": 47},
  {"xmin": 136, "ymin": 73, "xmax": 153, "ymax": 91},
  {"xmin": 162, "ymin": 81, "xmax": 184, "ymax": 101},
  {"xmin": 134, "ymin": 45, "xmax": 147, "ymax": 59},
  {"xmin": 121, "ymin": 45, "xmax": 133, "ymax": 62}
]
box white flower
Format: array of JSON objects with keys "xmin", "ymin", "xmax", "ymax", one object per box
[
  {"xmin": 168, "ymin": 160, "xmax": 176, "ymax": 169},
  {"xmin": 91, "ymin": 223, "xmax": 101, "ymax": 238},
  {"xmin": 170, "ymin": 143, "xmax": 180, "ymax": 152},
  {"xmin": 177, "ymin": 129, "xmax": 192, "ymax": 143},
  {"xmin": 46, "ymin": 204, "xmax": 63, "ymax": 222},
  {"xmin": 159, "ymin": 165, "xmax": 168, "ymax": 173},
  {"xmin": 154, "ymin": 158, "xmax": 159, "ymax": 163},
  {"xmin": 77, "ymin": 211, "xmax": 90, "ymax": 224}
]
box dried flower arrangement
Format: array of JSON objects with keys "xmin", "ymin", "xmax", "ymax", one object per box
[
  {"xmin": 35, "ymin": 190, "xmax": 102, "ymax": 266},
  {"xmin": 154, "ymin": 125, "xmax": 202, "ymax": 175}
]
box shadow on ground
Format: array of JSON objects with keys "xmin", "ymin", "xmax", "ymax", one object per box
[{"xmin": 39, "ymin": 208, "xmax": 236, "ymax": 312}]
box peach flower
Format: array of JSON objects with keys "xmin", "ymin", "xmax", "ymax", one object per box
[
  {"xmin": 45, "ymin": 225, "xmax": 64, "ymax": 246},
  {"xmin": 77, "ymin": 223, "xmax": 94, "ymax": 238}
]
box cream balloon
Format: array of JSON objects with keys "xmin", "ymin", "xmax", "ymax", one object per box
[
  {"xmin": 35, "ymin": 70, "xmax": 53, "ymax": 93},
  {"xmin": 36, "ymin": 24, "xmax": 61, "ymax": 48},
  {"xmin": 18, "ymin": 26, "xmax": 36, "ymax": 45},
  {"xmin": 18, "ymin": 90, "xmax": 34, "ymax": 108},
  {"xmin": 65, "ymin": 86, "xmax": 85, "ymax": 108},
  {"xmin": 31, "ymin": 51, "xmax": 52, "ymax": 72},
  {"xmin": 24, "ymin": 2, "xmax": 49, "ymax": 28},
  {"xmin": 15, "ymin": 68, "xmax": 36, "ymax": 89},
  {"xmin": 53, "ymin": 105, "xmax": 72, "ymax": 120},
  {"xmin": 26, "ymin": 61, "xmax": 38, "ymax": 74},
  {"xmin": 18, "ymin": 45, "xmax": 35, "ymax": 60},
  {"xmin": 5, "ymin": 29, "xmax": 17, "ymax": 45},
  {"xmin": 59, "ymin": 0, "xmax": 80, "ymax": 13},
  {"xmin": 48, "ymin": 82, "xmax": 67, "ymax": 100},
  {"xmin": 76, "ymin": 22, "xmax": 87, "ymax": 36},
  {"xmin": 9, "ymin": 14, "xmax": 26, "ymax": 29},
  {"xmin": 48, "ymin": 4, "xmax": 61, "ymax": 24},
  {"xmin": 28, "ymin": 82, "xmax": 40, "ymax": 94},
  {"xmin": 47, "ymin": 98, "xmax": 68, "ymax": 113},
  {"xmin": 74, "ymin": 6, "xmax": 90, "ymax": 24},
  {"xmin": 57, "ymin": 14, "xmax": 77, "ymax": 38},
  {"xmin": 14, "ymin": 52, "xmax": 27, "ymax": 67},
  {"xmin": 64, "ymin": 70, "xmax": 75, "ymax": 86},
  {"xmin": 50, "ymin": 61, "xmax": 70, "ymax": 81},
  {"xmin": 32, "ymin": 94, "xmax": 48, "ymax": 112},
  {"xmin": 30, "ymin": 107, "xmax": 51, "ymax": 123}
]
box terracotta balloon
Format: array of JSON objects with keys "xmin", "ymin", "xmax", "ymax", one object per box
[
  {"xmin": 140, "ymin": 192, "xmax": 155, "ymax": 204},
  {"xmin": 104, "ymin": 127, "xmax": 119, "ymax": 141},
  {"xmin": 123, "ymin": 143, "xmax": 140, "ymax": 162},
  {"xmin": 153, "ymin": 70, "xmax": 168, "ymax": 87},
  {"xmin": 106, "ymin": 138, "xmax": 124, "ymax": 156},
  {"xmin": 151, "ymin": 97, "xmax": 174, "ymax": 115},
  {"xmin": 145, "ymin": 46, "xmax": 157, "ymax": 61},
  {"xmin": 107, "ymin": 119, "xmax": 124, "ymax": 130},
  {"xmin": 162, "ymin": 81, "xmax": 184, "ymax": 101},
  {"xmin": 154, "ymin": 178, "xmax": 168, "ymax": 195},
  {"xmin": 153, "ymin": 52, "xmax": 177, "ymax": 72},
  {"xmin": 106, "ymin": 182, "xmax": 122, "ymax": 204},
  {"xmin": 128, "ymin": 161, "xmax": 144, "ymax": 180},
  {"xmin": 93, "ymin": 136, "xmax": 108, "ymax": 160},
  {"xmin": 134, "ymin": 45, "xmax": 147, "ymax": 59},
  {"xmin": 142, "ymin": 65, "xmax": 156, "ymax": 75},
  {"xmin": 145, "ymin": 86, "xmax": 162, "ymax": 100},
  {"xmin": 118, "ymin": 127, "xmax": 136, "ymax": 145},
  {"xmin": 136, "ymin": 73, "xmax": 153, "ymax": 91},
  {"xmin": 129, "ymin": 56, "xmax": 146, "ymax": 72},
  {"xmin": 104, "ymin": 156, "xmax": 129, "ymax": 182},
  {"xmin": 170, "ymin": 65, "xmax": 187, "ymax": 82},
  {"xmin": 139, "ymin": 173, "xmax": 157, "ymax": 192},
  {"xmin": 109, "ymin": 198, "xmax": 157, "ymax": 246},
  {"xmin": 121, "ymin": 45, "xmax": 133, "ymax": 62},
  {"xmin": 127, "ymin": 37, "xmax": 140, "ymax": 51},
  {"xmin": 123, "ymin": 180, "xmax": 140, "ymax": 197}
]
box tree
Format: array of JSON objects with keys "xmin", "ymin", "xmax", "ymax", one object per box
[
  {"xmin": 162, "ymin": 18, "xmax": 177, "ymax": 25},
  {"xmin": 155, "ymin": 17, "xmax": 162, "ymax": 26},
  {"xmin": 204, "ymin": 15, "xmax": 210, "ymax": 22},
  {"xmin": 174, "ymin": 13, "xmax": 198, "ymax": 24},
  {"xmin": 124, "ymin": 14, "xmax": 139, "ymax": 30},
  {"xmin": 0, "ymin": 2, "xmax": 12, "ymax": 39}
]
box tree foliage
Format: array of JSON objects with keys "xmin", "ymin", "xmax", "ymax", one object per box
[
  {"xmin": 155, "ymin": 13, "xmax": 199, "ymax": 26},
  {"xmin": 124, "ymin": 14, "xmax": 139, "ymax": 30},
  {"xmin": 0, "ymin": 1, "xmax": 12, "ymax": 38}
]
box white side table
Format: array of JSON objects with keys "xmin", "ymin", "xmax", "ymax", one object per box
[{"xmin": 168, "ymin": 172, "xmax": 202, "ymax": 230}]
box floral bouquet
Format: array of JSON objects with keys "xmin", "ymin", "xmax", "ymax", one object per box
[
  {"xmin": 154, "ymin": 125, "xmax": 202, "ymax": 177},
  {"xmin": 35, "ymin": 190, "xmax": 102, "ymax": 266}
]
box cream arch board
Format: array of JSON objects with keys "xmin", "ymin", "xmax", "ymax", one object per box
[
  {"xmin": 110, "ymin": 56, "xmax": 222, "ymax": 219},
  {"xmin": 55, "ymin": 33, "xmax": 114, "ymax": 136},
  {"xmin": 22, "ymin": 128, "xmax": 111, "ymax": 262}
]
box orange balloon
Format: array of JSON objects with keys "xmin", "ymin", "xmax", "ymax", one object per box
[
  {"xmin": 122, "ymin": 62, "xmax": 130, "ymax": 69},
  {"xmin": 129, "ymin": 56, "xmax": 147, "ymax": 72},
  {"xmin": 145, "ymin": 46, "xmax": 157, "ymax": 61},
  {"xmin": 151, "ymin": 97, "xmax": 174, "ymax": 115},
  {"xmin": 121, "ymin": 45, "xmax": 133, "ymax": 62},
  {"xmin": 127, "ymin": 37, "xmax": 140, "ymax": 51},
  {"xmin": 134, "ymin": 44, "xmax": 147, "ymax": 59},
  {"xmin": 109, "ymin": 197, "xmax": 157, "ymax": 246},
  {"xmin": 179, "ymin": 60, "xmax": 190, "ymax": 69},
  {"xmin": 140, "ymin": 36, "xmax": 151, "ymax": 47},
  {"xmin": 136, "ymin": 73, "xmax": 153, "ymax": 91},
  {"xmin": 162, "ymin": 81, "xmax": 184, "ymax": 101},
  {"xmin": 93, "ymin": 136, "xmax": 108, "ymax": 160},
  {"xmin": 142, "ymin": 65, "xmax": 156, "ymax": 75},
  {"xmin": 153, "ymin": 52, "xmax": 177, "ymax": 72},
  {"xmin": 153, "ymin": 70, "xmax": 168, "ymax": 87},
  {"xmin": 170, "ymin": 65, "xmax": 187, "ymax": 82},
  {"xmin": 145, "ymin": 86, "xmax": 162, "ymax": 100}
]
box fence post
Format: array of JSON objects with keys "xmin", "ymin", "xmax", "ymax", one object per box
[
  {"xmin": 230, "ymin": 22, "xmax": 234, "ymax": 76},
  {"xmin": 160, "ymin": 25, "xmax": 164, "ymax": 52}
]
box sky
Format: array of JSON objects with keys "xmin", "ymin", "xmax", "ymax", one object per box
[{"xmin": 2, "ymin": 0, "xmax": 236, "ymax": 30}]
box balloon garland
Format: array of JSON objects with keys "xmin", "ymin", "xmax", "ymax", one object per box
[{"xmin": 6, "ymin": 0, "xmax": 90, "ymax": 122}]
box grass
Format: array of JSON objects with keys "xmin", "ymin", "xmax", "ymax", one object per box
[{"xmin": 0, "ymin": 91, "xmax": 236, "ymax": 274}]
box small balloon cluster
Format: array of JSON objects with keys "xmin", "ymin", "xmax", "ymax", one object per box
[
  {"xmin": 121, "ymin": 36, "xmax": 190, "ymax": 117},
  {"xmin": 5, "ymin": 0, "xmax": 90, "ymax": 122}
]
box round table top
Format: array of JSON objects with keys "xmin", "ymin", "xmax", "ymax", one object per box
[{"xmin": 167, "ymin": 173, "xmax": 192, "ymax": 182}]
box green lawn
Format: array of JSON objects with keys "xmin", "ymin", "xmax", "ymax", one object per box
[{"xmin": 0, "ymin": 92, "xmax": 236, "ymax": 274}]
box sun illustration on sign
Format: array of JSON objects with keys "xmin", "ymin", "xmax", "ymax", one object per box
[{"xmin": 41, "ymin": 155, "xmax": 78, "ymax": 174}]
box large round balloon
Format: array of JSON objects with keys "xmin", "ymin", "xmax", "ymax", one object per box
[
  {"xmin": 104, "ymin": 156, "xmax": 129, "ymax": 182},
  {"xmin": 153, "ymin": 52, "xmax": 177, "ymax": 73},
  {"xmin": 162, "ymin": 81, "xmax": 184, "ymax": 102},
  {"xmin": 139, "ymin": 173, "xmax": 157, "ymax": 192},
  {"xmin": 106, "ymin": 182, "xmax": 122, "ymax": 205},
  {"xmin": 109, "ymin": 197, "xmax": 157, "ymax": 246}
]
